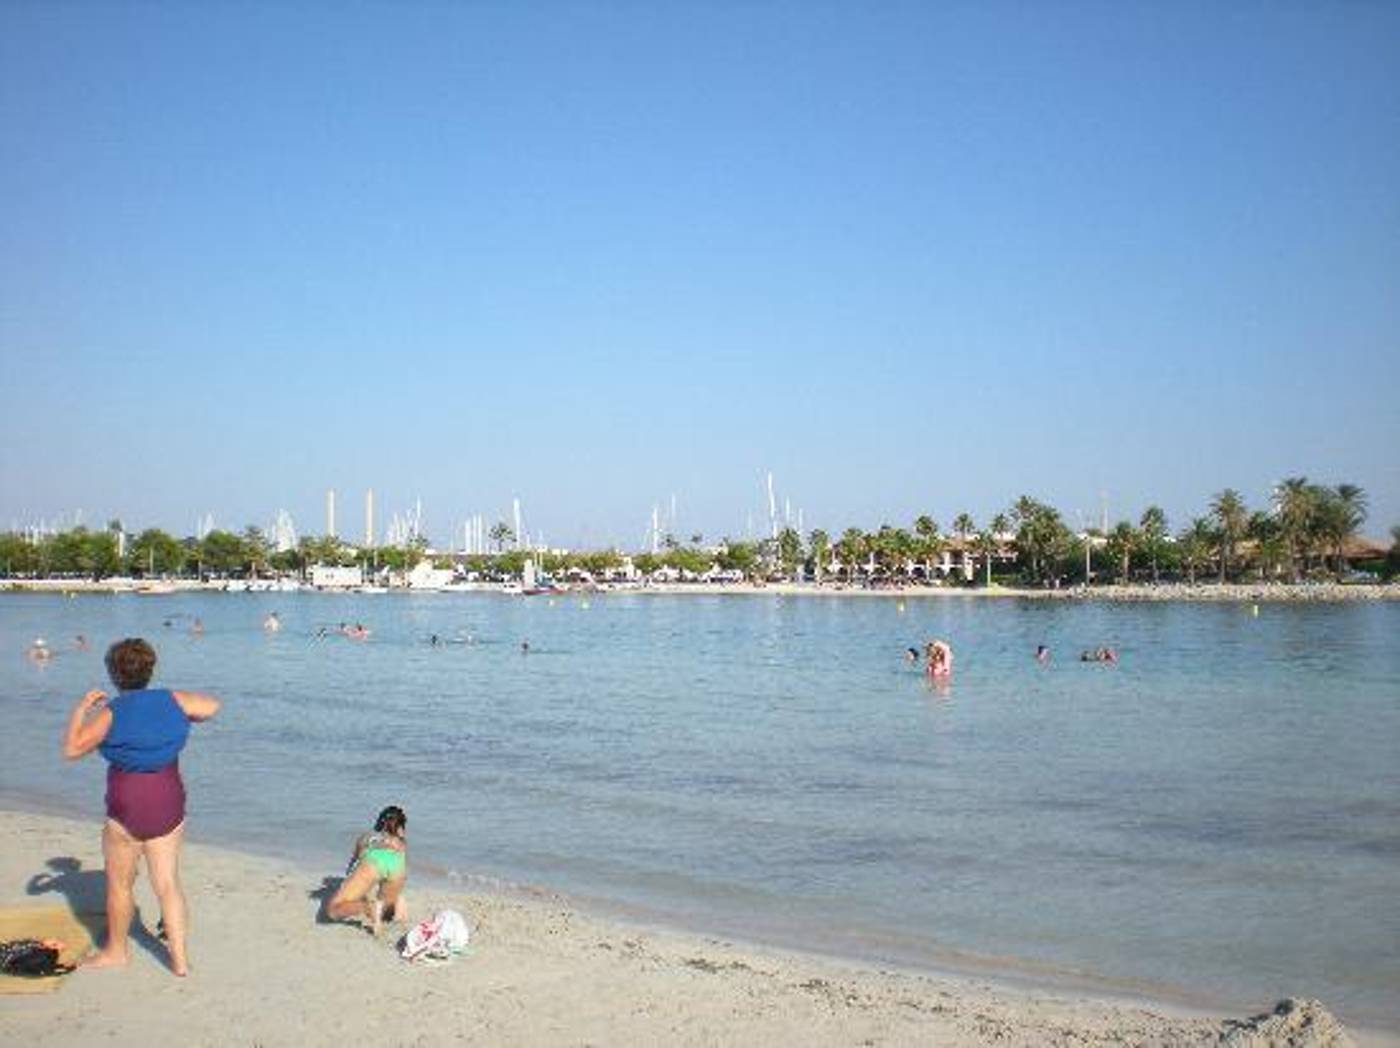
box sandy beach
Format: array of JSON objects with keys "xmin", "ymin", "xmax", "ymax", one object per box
[{"xmin": 0, "ymin": 809, "xmax": 1372, "ymax": 1047}]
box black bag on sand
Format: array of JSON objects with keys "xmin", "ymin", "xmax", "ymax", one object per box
[{"xmin": 0, "ymin": 938, "xmax": 75, "ymax": 977}]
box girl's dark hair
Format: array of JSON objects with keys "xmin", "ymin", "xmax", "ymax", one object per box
[
  {"xmin": 105, "ymin": 638, "xmax": 157, "ymax": 691},
  {"xmin": 374, "ymin": 806, "xmax": 407, "ymax": 835}
]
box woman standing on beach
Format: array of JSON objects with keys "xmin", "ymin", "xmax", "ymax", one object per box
[{"xmin": 61, "ymin": 638, "xmax": 220, "ymax": 975}]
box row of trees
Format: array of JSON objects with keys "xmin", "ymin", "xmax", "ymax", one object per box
[
  {"xmin": 0, "ymin": 524, "xmax": 416, "ymax": 581},
  {"xmin": 2, "ymin": 478, "xmax": 1394, "ymax": 585}
]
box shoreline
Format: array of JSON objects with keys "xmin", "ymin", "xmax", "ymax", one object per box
[
  {"xmin": 3, "ymin": 576, "xmax": 1398, "ymax": 602},
  {"xmin": 1, "ymin": 807, "xmax": 1382, "ymax": 1046}
]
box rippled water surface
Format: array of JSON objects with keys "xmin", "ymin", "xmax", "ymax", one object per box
[{"xmin": 3, "ymin": 592, "xmax": 1398, "ymax": 1027}]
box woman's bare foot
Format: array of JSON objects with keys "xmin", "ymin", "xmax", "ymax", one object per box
[{"xmin": 80, "ymin": 947, "xmax": 129, "ymax": 970}]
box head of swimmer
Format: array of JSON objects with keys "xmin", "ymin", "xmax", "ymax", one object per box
[
  {"xmin": 105, "ymin": 638, "xmax": 156, "ymax": 691},
  {"xmin": 374, "ymin": 805, "xmax": 407, "ymax": 839}
]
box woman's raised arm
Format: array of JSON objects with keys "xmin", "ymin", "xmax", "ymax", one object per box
[
  {"xmin": 63, "ymin": 690, "xmax": 113, "ymax": 760},
  {"xmin": 173, "ymin": 691, "xmax": 221, "ymax": 722}
]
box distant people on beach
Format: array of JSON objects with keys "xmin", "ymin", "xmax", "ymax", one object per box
[
  {"xmin": 262, "ymin": 612, "xmax": 281, "ymax": 633},
  {"xmin": 61, "ymin": 637, "xmax": 221, "ymax": 976},
  {"xmin": 1080, "ymin": 648, "xmax": 1117, "ymax": 664},
  {"xmin": 925, "ymin": 640, "xmax": 953, "ymax": 679},
  {"xmin": 328, "ymin": 805, "xmax": 408, "ymax": 936},
  {"xmin": 28, "ymin": 637, "xmax": 52, "ymax": 663}
]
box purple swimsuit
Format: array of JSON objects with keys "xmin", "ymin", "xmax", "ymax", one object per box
[{"xmin": 106, "ymin": 763, "xmax": 186, "ymax": 840}]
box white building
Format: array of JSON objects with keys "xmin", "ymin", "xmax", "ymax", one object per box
[
  {"xmin": 310, "ymin": 564, "xmax": 363, "ymax": 589},
  {"xmin": 404, "ymin": 560, "xmax": 454, "ymax": 591}
]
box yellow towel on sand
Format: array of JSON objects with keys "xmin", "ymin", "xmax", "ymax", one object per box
[{"xmin": 0, "ymin": 906, "xmax": 97, "ymax": 994}]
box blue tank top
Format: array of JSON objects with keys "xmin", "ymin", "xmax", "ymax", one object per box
[{"xmin": 99, "ymin": 688, "xmax": 190, "ymax": 773}]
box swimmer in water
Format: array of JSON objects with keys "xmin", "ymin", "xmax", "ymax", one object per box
[
  {"xmin": 520, "ymin": 640, "xmax": 530, "ymax": 654},
  {"xmin": 74, "ymin": 635, "xmax": 90, "ymax": 651},
  {"xmin": 1035, "ymin": 645, "xmax": 1050, "ymax": 664},
  {"xmin": 28, "ymin": 638, "xmax": 53, "ymax": 663},
  {"xmin": 905, "ymin": 647, "xmax": 920, "ymax": 663},
  {"xmin": 263, "ymin": 612, "xmax": 281, "ymax": 633},
  {"xmin": 191, "ymin": 619, "xmax": 204, "ymax": 637},
  {"xmin": 925, "ymin": 640, "xmax": 953, "ymax": 679}
]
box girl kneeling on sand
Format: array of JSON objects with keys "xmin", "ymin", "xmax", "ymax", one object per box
[{"xmin": 328, "ymin": 806, "xmax": 408, "ymax": 935}]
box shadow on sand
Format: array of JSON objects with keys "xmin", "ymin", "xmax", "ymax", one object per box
[
  {"xmin": 308, "ymin": 875, "xmax": 344, "ymax": 925},
  {"xmin": 26, "ymin": 856, "xmax": 165, "ymax": 966}
]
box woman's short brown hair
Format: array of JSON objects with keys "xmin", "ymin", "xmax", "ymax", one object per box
[{"xmin": 105, "ymin": 638, "xmax": 157, "ymax": 691}]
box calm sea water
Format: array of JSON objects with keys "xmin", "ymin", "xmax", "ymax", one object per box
[{"xmin": 3, "ymin": 592, "xmax": 1398, "ymax": 1028}]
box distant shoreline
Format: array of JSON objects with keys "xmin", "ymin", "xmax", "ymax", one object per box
[{"xmin": 3, "ymin": 577, "xmax": 1397, "ymax": 602}]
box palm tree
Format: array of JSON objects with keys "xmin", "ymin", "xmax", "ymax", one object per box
[
  {"xmin": 1326, "ymin": 483, "xmax": 1368, "ymax": 578},
  {"xmin": 951, "ymin": 513, "xmax": 975, "ymax": 580},
  {"xmin": 1106, "ymin": 521, "xmax": 1138, "ymax": 582},
  {"xmin": 974, "ymin": 529, "xmax": 998, "ymax": 586},
  {"xmin": 913, "ymin": 515, "xmax": 940, "ymax": 579},
  {"xmin": 836, "ymin": 528, "xmax": 867, "ymax": 583},
  {"xmin": 1138, "ymin": 506, "xmax": 1167, "ymax": 583},
  {"xmin": 1272, "ymin": 477, "xmax": 1314, "ymax": 582},
  {"xmin": 1011, "ymin": 497, "xmax": 1068, "ymax": 585},
  {"xmin": 985, "ymin": 512, "xmax": 1010, "ymax": 586},
  {"xmin": 871, "ymin": 525, "xmax": 912, "ymax": 579},
  {"xmin": 1179, "ymin": 517, "xmax": 1216, "ymax": 584},
  {"xmin": 808, "ymin": 529, "xmax": 831, "ymax": 582},
  {"xmin": 776, "ymin": 527, "xmax": 804, "ymax": 580},
  {"xmin": 1247, "ymin": 511, "xmax": 1288, "ymax": 580},
  {"xmin": 1210, "ymin": 489, "xmax": 1248, "ymax": 583},
  {"xmin": 242, "ymin": 525, "xmax": 270, "ymax": 578}
]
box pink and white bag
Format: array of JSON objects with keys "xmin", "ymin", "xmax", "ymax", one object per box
[{"xmin": 399, "ymin": 909, "xmax": 471, "ymax": 963}]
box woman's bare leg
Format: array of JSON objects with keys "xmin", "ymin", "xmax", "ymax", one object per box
[
  {"xmin": 327, "ymin": 861, "xmax": 381, "ymax": 928},
  {"xmin": 142, "ymin": 821, "xmax": 189, "ymax": 976},
  {"xmin": 85, "ymin": 819, "xmax": 141, "ymax": 969},
  {"xmin": 380, "ymin": 878, "xmax": 407, "ymax": 924}
]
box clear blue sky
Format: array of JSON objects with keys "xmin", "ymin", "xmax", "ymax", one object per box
[{"xmin": 3, "ymin": 2, "xmax": 1397, "ymax": 548}]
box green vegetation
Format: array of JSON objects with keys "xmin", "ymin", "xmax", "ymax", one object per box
[{"xmin": 1, "ymin": 479, "xmax": 1390, "ymax": 586}]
